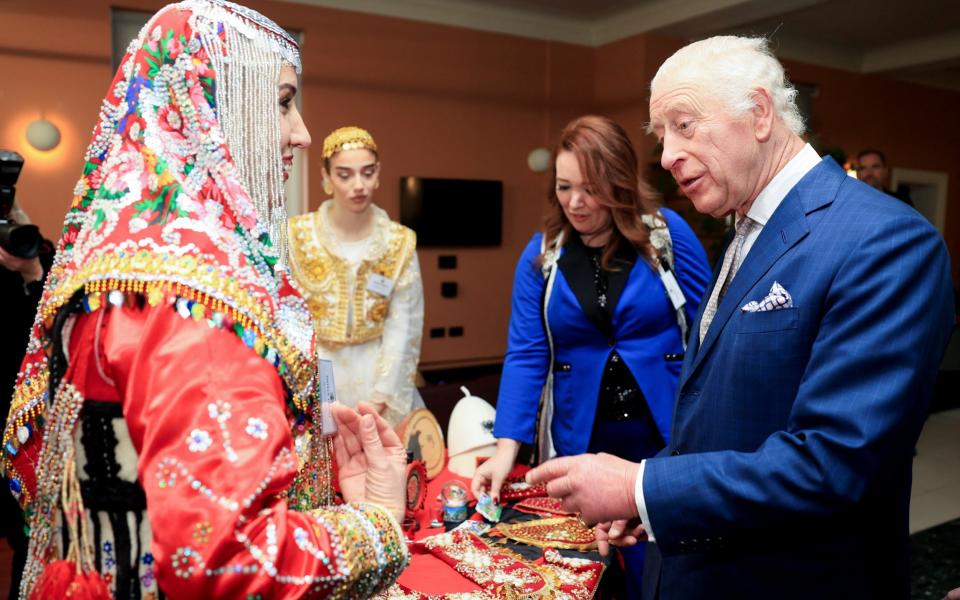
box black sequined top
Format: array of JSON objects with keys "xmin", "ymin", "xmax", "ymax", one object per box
[{"xmin": 582, "ymin": 242, "xmax": 657, "ymax": 423}]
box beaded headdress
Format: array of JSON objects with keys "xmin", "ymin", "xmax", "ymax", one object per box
[
  {"xmin": 321, "ymin": 126, "xmax": 378, "ymax": 159},
  {"xmin": 208, "ymin": 0, "xmax": 301, "ymax": 72},
  {"xmin": 4, "ymin": 0, "xmax": 327, "ymax": 524}
]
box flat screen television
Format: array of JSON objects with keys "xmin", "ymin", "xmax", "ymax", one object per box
[{"xmin": 399, "ymin": 176, "xmax": 502, "ymax": 247}]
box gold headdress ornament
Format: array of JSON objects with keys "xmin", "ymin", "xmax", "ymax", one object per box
[{"xmin": 322, "ymin": 126, "xmax": 378, "ymax": 159}]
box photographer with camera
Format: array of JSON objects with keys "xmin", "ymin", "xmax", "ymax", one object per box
[{"xmin": 0, "ymin": 149, "xmax": 53, "ymax": 598}]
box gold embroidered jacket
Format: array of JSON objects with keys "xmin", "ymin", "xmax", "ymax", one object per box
[{"xmin": 289, "ymin": 203, "xmax": 418, "ymax": 346}]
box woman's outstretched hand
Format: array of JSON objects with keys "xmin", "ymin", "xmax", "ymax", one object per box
[
  {"xmin": 471, "ymin": 438, "xmax": 522, "ymax": 503},
  {"xmin": 331, "ymin": 402, "xmax": 407, "ymax": 523}
]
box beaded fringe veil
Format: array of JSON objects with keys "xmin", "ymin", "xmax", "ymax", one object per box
[{"xmin": 191, "ymin": 0, "xmax": 298, "ymax": 264}]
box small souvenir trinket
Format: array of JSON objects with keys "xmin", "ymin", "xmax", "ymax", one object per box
[
  {"xmin": 441, "ymin": 480, "xmax": 469, "ymax": 523},
  {"xmin": 476, "ymin": 493, "xmax": 502, "ymax": 523},
  {"xmin": 451, "ymin": 520, "xmax": 491, "ymax": 537},
  {"xmin": 429, "ymin": 503, "xmax": 444, "ymax": 528}
]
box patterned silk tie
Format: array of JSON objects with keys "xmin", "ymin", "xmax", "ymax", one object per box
[{"xmin": 699, "ymin": 217, "xmax": 758, "ymax": 344}]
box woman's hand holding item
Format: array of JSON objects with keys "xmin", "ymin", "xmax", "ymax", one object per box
[{"xmin": 470, "ymin": 438, "xmax": 520, "ymax": 502}]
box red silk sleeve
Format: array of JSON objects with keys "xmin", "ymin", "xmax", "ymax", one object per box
[{"xmin": 95, "ymin": 304, "xmax": 407, "ymax": 598}]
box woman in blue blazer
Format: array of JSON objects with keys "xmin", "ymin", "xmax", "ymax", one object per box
[{"xmin": 472, "ymin": 116, "xmax": 710, "ymax": 596}]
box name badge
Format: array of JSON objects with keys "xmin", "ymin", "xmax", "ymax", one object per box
[
  {"xmin": 366, "ymin": 273, "xmax": 394, "ymax": 297},
  {"xmin": 318, "ymin": 359, "xmax": 338, "ymax": 435},
  {"xmin": 659, "ymin": 268, "xmax": 686, "ymax": 311}
]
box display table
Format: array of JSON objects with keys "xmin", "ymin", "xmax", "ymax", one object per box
[{"xmin": 382, "ymin": 459, "xmax": 608, "ymax": 599}]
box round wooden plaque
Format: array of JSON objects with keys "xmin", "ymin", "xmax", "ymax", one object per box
[{"xmin": 396, "ymin": 408, "xmax": 446, "ymax": 479}]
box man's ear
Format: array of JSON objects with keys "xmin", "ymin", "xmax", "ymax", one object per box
[{"xmin": 751, "ymin": 87, "xmax": 775, "ymax": 143}]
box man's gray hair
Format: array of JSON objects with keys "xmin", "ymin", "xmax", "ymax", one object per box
[{"xmin": 651, "ymin": 36, "xmax": 805, "ymax": 136}]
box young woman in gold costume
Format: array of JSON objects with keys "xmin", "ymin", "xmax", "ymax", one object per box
[{"xmin": 289, "ymin": 127, "xmax": 425, "ymax": 426}]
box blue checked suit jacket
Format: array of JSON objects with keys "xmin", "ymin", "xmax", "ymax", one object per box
[{"xmin": 641, "ymin": 158, "xmax": 956, "ymax": 600}]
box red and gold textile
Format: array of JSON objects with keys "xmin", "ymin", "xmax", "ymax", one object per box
[
  {"xmin": 512, "ymin": 497, "xmax": 576, "ymax": 518},
  {"xmin": 375, "ymin": 530, "xmax": 603, "ymax": 599},
  {"xmin": 499, "ymin": 477, "xmax": 547, "ymax": 502},
  {"xmin": 493, "ymin": 519, "xmax": 597, "ymax": 553}
]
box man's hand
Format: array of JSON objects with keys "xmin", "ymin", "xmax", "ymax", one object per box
[
  {"xmin": 0, "ymin": 246, "xmax": 43, "ymax": 283},
  {"xmin": 526, "ymin": 452, "xmax": 640, "ymax": 525},
  {"xmin": 943, "ymin": 586, "xmax": 960, "ymax": 600},
  {"xmin": 596, "ymin": 518, "xmax": 647, "ymax": 557},
  {"xmin": 331, "ymin": 402, "xmax": 407, "ymax": 523}
]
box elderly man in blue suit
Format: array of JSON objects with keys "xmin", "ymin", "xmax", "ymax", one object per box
[{"xmin": 528, "ymin": 36, "xmax": 955, "ymax": 599}]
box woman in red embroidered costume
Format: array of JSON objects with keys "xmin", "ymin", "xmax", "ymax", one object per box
[{"xmin": 2, "ymin": 1, "xmax": 408, "ymax": 598}]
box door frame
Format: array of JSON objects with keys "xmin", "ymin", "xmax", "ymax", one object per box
[{"xmin": 891, "ymin": 168, "xmax": 948, "ymax": 233}]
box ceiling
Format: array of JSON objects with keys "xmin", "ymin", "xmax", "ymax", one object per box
[{"xmin": 281, "ymin": 0, "xmax": 960, "ymax": 91}]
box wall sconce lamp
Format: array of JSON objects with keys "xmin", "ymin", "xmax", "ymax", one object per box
[
  {"xmin": 26, "ymin": 118, "xmax": 62, "ymax": 152},
  {"xmin": 526, "ymin": 147, "xmax": 551, "ymax": 173}
]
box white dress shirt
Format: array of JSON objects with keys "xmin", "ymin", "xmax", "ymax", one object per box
[{"xmin": 635, "ymin": 143, "xmax": 821, "ymax": 542}]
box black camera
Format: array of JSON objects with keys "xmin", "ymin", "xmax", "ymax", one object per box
[{"xmin": 0, "ymin": 150, "xmax": 42, "ymax": 259}]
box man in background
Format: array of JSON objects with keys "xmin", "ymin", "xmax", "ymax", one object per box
[{"xmin": 857, "ymin": 148, "xmax": 914, "ymax": 206}]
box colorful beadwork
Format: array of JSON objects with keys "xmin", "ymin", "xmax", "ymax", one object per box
[{"xmin": 2, "ymin": 0, "xmax": 324, "ymax": 509}]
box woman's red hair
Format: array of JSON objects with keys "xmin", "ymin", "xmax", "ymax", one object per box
[{"xmin": 542, "ymin": 115, "xmax": 661, "ymax": 269}]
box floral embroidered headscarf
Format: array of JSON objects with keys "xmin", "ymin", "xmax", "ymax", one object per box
[{"xmin": 3, "ymin": 0, "xmax": 319, "ymax": 510}]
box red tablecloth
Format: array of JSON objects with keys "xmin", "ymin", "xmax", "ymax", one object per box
[{"xmin": 396, "ymin": 457, "xmax": 530, "ymax": 594}]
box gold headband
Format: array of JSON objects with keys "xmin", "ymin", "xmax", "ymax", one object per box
[{"xmin": 321, "ymin": 126, "xmax": 378, "ymax": 159}]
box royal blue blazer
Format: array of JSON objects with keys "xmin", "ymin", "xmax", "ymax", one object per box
[
  {"xmin": 641, "ymin": 158, "xmax": 956, "ymax": 599},
  {"xmin": 494, "ymin": 208, "xmax": 710, "ymax": 457}
]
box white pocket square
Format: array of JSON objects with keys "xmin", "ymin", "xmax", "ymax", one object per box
[{"xmin": 742, "ymin": 281, "xmax": 793, "ymax": 313}]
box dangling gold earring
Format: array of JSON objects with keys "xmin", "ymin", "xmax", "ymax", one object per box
[{"xmin": 323, "ymin": 179, "xmax": 332, "ymax": 195}]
